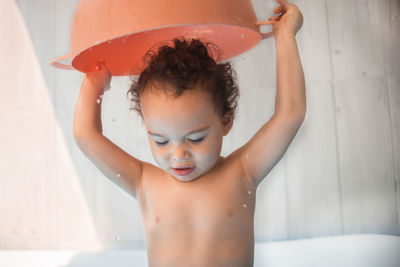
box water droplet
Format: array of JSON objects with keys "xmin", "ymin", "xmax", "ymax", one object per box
[
  {"xmin": 248, "ymin": 190, "xmax": 252, "ymax": 194},
  {"xmin": 243, "ymin": 204, "xmax": 247, "ymax": 208},
  {"xmin": 241, "ymin": 33, "xmax": 245, "ymax": 39},
  {"xmin": 99, "ymin": 94, "xmax": 103, "ymax": 99},
  {"xmin": 245, "ymin": 154, "xmax": 249, "ymax": 159},
  {"xmin": 95, "ymin": 41, "xmax": 101, "ymax": 45},
  {"xmin": 117, "ymin": 173, "xmax": 121, "ymax": 177},
  {"xmin": 114, "ymin": 235, "xmax": 120, "ymax": 241},
  {"xmin": 96, "ymin": 99, "xmax": 101, "ymax": 104}
]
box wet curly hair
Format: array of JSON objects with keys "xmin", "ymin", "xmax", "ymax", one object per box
[{"xmin": 126, "ymin": 37, "xmax": 240, "ymax": 121}]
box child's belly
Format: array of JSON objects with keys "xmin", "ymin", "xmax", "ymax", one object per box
[
  {"xmin": 139, "ymin": 158, "xmax": 256, "ymax": 266},
  {"xmin": 145, "ymin": 206, "xmax": 255, "ymax": 267},
  {"xmin": 144, "ymin": 200, "xmax": 255, "ymax": 267}
]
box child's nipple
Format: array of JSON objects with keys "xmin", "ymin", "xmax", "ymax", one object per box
[{"xmin": 226, "ymin": 209, "xmax": 233, "ymax": 217}]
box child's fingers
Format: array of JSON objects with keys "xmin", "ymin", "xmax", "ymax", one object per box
[
  {"xmin": 276, "ymin": 0, "xmax": 289, "ymax": 6},
  {"xmin": 95, "ymin": 61, "xmax": 103, "ymax": 71},
  {"xmin": 269, "ymin": 13, "xmax": 284, "ymax": 21},
  {"xmin": 274, "ymin": 5, "xmax": 284, "ymax": 14},
  {"xmin": 96, "ymin": 61, "xmax": 110, "ymax": 71},
  {"xmin": 255, "ymin": 20, "xmax": 275, "ymax": 25},
  {"xmin": 97, "ymin": 61, "xmax": 106, "ymax": 70},
  {"xmin": 269, "ymin": 16, "xmax": 278, "ymax": 21}
]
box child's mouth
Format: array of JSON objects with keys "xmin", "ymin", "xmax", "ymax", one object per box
[{"xmin": 172, "ymin": 167, "xmax": 195, "ymax": 176}]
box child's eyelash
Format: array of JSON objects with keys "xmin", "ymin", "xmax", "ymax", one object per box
[
  {"xmin": 155, "ymin": 141, "xmax": 168, "ymax": 147},
  {"xmin": 155, "ymin": 137, "xmax": 205, "ymax": 147},
  {"xmin": 190, "ymin": 137, "xmax": 205, "ymax": 144}
]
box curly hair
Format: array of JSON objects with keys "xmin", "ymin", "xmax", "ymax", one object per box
[{"xmin": 126, "ymin": 37, "xmax": 240, "ymax": 121}]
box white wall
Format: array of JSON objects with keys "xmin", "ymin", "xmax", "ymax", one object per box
[{"xmin": 1, "ymin": 0, "xmax": 399, "ymax": 250}]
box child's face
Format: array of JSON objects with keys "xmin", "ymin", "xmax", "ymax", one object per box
[{"xmin": 140, "ymin": 83, "xmax": 233, "ymax": 182}]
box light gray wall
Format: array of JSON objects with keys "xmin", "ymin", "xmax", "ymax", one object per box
[{"xmin": 1, "ymin": 0, "xmax": 399, "ymax": 250}]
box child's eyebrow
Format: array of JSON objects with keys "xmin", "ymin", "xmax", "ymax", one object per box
[{"xmin": 147, "ymin": 126, "xmax": 210, "ymax": 138}]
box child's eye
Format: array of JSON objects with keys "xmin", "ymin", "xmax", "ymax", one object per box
[
  {"xmin": 154, "ymin": 137, "xmax": 205, "ymax": 147},
  {"xmin": 189, "ymin": 137, "xmax": 205, "ymax": 144},
  {"xmin": 155, "ymin": 140, "xmax": 168, "ymax": 147}
]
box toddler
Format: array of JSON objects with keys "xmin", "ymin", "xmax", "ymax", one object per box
[{"xmin": 73, "ymin": 0, "xmax": 305, "ymax": 266}]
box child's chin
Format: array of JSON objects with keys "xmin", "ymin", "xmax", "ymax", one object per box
[{"xmin": 171, "ymin": 171, "xmax": 200, "ymax": 182}]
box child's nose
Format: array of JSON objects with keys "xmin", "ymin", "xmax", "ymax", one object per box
[{"xmin": 171, "ymin": 146, "xmax": 190, "ymax": 161}]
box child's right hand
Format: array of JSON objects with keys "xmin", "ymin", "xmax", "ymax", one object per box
[
  {"xmin": 269, "ymin": 0, "xmax": 304, "ymax": 36},
  {"xmin": 84, "ymin": 61, "xmax": 112, "ymax": 91}
]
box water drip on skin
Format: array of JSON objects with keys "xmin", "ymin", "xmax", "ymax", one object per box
[
  {"xmin": 248, "ymin": 190, "xmax": 252, "ymax": 195},
  {"xmin": 243, "ymin": 204, "xmax": 247, "ymax": 208}
]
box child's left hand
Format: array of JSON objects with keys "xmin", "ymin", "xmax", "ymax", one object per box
[
  {"xmin": 85, "ymin": 61, "xmax": 112, "ymax": 91},
  {"xmin": 268, "ymin": 0, "xmax": 304, "ymax": 36}
]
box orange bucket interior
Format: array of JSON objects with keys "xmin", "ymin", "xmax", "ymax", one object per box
[
  {"xmin": 50, "ymin": 0, "xmax": 272, "ymax": 76},
  {"xmin": 73, "ymin": 24, "xmax": 261, "ymax": 76}
]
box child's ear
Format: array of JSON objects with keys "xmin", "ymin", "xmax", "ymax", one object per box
[{"xmin": 222, "ymin": 110, "xmax": 234, "ymax": 136}]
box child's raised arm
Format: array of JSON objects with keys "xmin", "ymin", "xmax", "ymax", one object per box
[
  {"xmin": 236, "ymin": 0, "xmax": 306, "ymax": 188},
  {"xmin": 73, "ymin": 62, "xmax": 144, "ymax": 200}
]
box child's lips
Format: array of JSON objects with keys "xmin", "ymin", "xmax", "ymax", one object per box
[{"xmin": 172, "ymin": 167, "xmax": 195, "ymax": 176}]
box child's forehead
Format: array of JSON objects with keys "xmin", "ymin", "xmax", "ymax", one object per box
[
  {"xmin": 141, "ymin": 85, "xmax": 214, "ymax": 113},
  {"xmin": 143, "ymin": 100, "xmax": 213, "ymax": 128},
  {"xmin": 141, "ymin": 89, "xmax": 218, "ymax": 134},
  {"xmin": 143, "ymin": 109, "xmax": 213, "ymax": 137}
]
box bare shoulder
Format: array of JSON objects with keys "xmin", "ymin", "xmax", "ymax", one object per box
[{"xmin": 137, "ymin": 161, "xmax": 162, "ymax": 197}]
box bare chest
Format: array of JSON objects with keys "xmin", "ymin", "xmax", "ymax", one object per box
[{"xmin": 139, "ymin": 159, "xmax": 256, "ymax": 246}]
